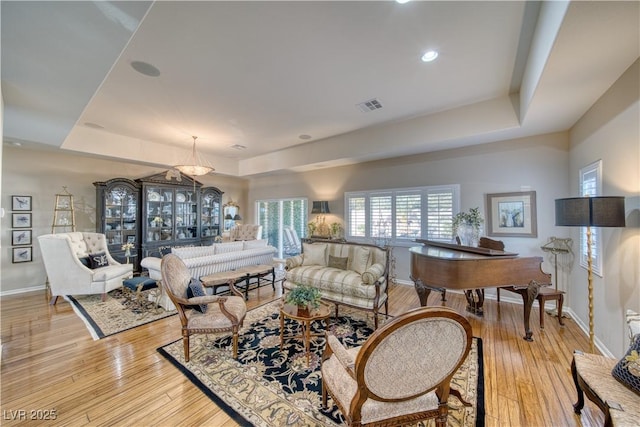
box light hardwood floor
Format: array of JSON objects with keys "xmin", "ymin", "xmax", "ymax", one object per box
[{"xmin": 1, "ymin": 282, "xmax": 605, "ymax": 426}]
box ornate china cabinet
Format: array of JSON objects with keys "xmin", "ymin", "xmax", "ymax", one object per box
[
  {"xmin": 136, "ymin": 171, "xmax": 203, "ymax": 258},
  {"xmin": 94, "ymin": 178, "xmax": 141, "ymax": 271},
  {"xmin": 201, "ymin": 187, "xmax": 223, "ymax": 244}
]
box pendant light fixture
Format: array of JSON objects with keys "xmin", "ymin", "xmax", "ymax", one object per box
[{"xmin": 174, "ymin": 136, "xmax": 215, "ymax": 176}]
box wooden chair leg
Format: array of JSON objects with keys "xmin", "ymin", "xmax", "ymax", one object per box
[
  {"xmin": 183, "ymin": 334, "xmax": 190, "ymax": 362},
  {"xmin": 232, "ymin": 332, "xmax": 238, "ymax": 359},
  {"xmin": 49, "ymin": 295, "xmax": 59, "ymax": 305},
  {"xmin": 101, "ymin": 293, "xmax": 107, "ymax": 302},
  {"xmin": 571, "ymin": 356, "xmax": 585, "ymax": 413}
]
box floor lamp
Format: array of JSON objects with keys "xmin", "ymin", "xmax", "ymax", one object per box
[{"xmin": 555, "ymin": 196, "xmax": 626, "ymax": 352}]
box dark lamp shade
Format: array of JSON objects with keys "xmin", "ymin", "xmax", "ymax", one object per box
[
  {"xmin": 224, "ymin": 214, "xmax": 233, "ymax": 220},
  {"xmin": 555, "ymin": 197, "xmax": 626, "ymax": 227},
  {"xmin": 233, "ymin": 214, "xmax": 242, "ymax": 221},
  {"xmin": 311, "ymin": 201, "xmax": 330, "ymax": 214}
]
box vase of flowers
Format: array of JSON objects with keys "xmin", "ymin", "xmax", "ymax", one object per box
[
  {"xmin": 452, "ymin": 207, "xmax": 484, "ymax": 247},
  {"xmin": 284, "ymin": 285, "xmax": 321, "ymax": 315},
  {"xmin": 121, "ymin": 242, "xmax": 134, "ymax": 260}
]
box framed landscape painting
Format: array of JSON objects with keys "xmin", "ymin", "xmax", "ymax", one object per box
[{"xmin": 486, "ymin": 191, "xmax": 537, "ymax": 238}]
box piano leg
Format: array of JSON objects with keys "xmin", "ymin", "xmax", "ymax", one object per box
[
  {"xmin": 503, "ymin": 280, "xmax": 543, "ymax": 341},
  {"xmin": 413, "ymin": 278, "xmax": 432, "ymax": 306},
  {"xmin": 464, "ymin": 289, "xmax": 485, "ymax": 315}
]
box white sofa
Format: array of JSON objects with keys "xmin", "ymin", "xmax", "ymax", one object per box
[
  {"xmin": 284, "ymin": 240, "xmax": 389, "ymax": 328},
  {"xmin": 141, "ymin": 240, "xmax": 276, "ymax": 308},
  {"xmin": 38, "ymin": 232, "xmax": 133, "ymax": 304}
]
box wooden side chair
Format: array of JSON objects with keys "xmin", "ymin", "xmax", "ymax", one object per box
[
  {"xmin": 160, "ymin": 254, "xmax": 247, "ymax": 361},
  {"xmin": 321, "ymin": 306, "xmax": 473, "ymax": 427}
]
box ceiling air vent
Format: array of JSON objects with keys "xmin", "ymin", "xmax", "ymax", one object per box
[{"xmin": 356, "ymin": 98, "xmax": 383, "ymax": 112}]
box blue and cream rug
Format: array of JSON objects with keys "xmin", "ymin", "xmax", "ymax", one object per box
[
  {"xmin": 158, "ymin": 300, "xmax": 484, "ymax": 426},
  {"xmin": 65, "ymin": 288, "xmax": 176, "ymax": 340}
]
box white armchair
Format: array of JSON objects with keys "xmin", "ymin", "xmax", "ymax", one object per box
[
  {"xmin": 38, "ymin": 232, "xmax": 133, "ymax": 304},
  {"xmin": 229, "ymin": 224, "xmax": 263, "ymax": 241}
]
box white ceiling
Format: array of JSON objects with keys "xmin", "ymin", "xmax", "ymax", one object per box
[{"xmin": 2, "ymin": 1, "xmax": 639, "ymax": 177}]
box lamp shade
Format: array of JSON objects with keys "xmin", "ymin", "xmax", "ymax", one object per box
[
  {"xmin": 233, "ymin": 214, "xmax": 242, "ymax": 221},
  {"xmin": 311, "ymin": 201, "xmax": 330, "ymax": 214},
  {"xmin": 224, "ymin": 214, "xmax": 233, "ymax": 220},
  {"xmin": 555, "ymin": 196, "xmax": 626, "ymax": 227}
]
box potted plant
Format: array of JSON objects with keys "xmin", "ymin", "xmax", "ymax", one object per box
[
  {"xmin": 330, "ymin": 222, "xmax": 342, "ymax": 239},
  {"xmin": 284, "ymin": 285, "xmax": 321, "ymax": 313},
  {"xmin": 452, "ymin": 207, "xmax": 484, "ymax": 246}
]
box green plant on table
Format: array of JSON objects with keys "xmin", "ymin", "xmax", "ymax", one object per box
[{"xmin": 285, "ymin": 285, "xmax": 321, "ymax": 309}]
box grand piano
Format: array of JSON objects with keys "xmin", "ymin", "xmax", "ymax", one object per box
[{"xmin": 410, "ymin": 239, "xmax": 551, "ymax": 341}]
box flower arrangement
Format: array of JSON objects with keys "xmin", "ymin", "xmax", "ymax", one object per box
[
  {"xmin": 452, "ymin": 207, "xmax": 484, "ymax": 246},
  {"xmin": 330, "ymin": 222, "xmax": 342, "ymax": 238},
  {"xmin": 152, "ymin": 216, "xmax": 162, "ymax": 227},
  {"xmin": 121, "ymin": 242, "xmax": 134, "ymax": 257},
  {"xmin": 307, "ymin": 221, "xmax": 317, "ymax": 236},
  {"xmin": 214, "ymin": 235, "xmax": 223, "ymax": 243},
  {"xmin": 285, "ymin": 285, "xmax": 321, "ymax": 310}
]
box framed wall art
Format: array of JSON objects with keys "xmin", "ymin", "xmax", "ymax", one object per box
[
  {"xmin": 12, "ymin": 213, "xmax": 32, "ymax": 228},
  {"xmin": 12, "ymin": 229, "xmax": 32, "ymax": 246},
  {"xmin": 486, "ymin": 191, "xmax": 537, "ymax": 238},
  {"xmin": 12, "ymin": 195, "xmax": 32, "ymax": 211},
  {"xmin": 12, "ymin": 246, "xmax": 33, "ymax": 263}
]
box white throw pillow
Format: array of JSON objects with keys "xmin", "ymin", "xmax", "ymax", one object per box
[
  {"xmin": 302, "ymin": 243, "xmax": 327, "ymax": 266},
  {"xmin": 349, "ymin": 246, "xmax": 370, "ymax": 274}
]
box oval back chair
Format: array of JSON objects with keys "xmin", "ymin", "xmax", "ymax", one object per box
[{"xmin": 321, "ymin": 306, "xmax": 472, "ymax": 426}]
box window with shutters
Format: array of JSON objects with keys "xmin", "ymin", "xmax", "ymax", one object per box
[
  {"xmin": 345, "ymin": 185, "xmax": 460, "ymax": 245},
  {"xmin": 579, "ymin": 160, "xmax": 603, "ymax": 276}
]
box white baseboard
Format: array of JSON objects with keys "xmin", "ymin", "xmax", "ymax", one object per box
[{"xmin": 0, "ymin": 284, "xmax": 47, "ymax": 298}]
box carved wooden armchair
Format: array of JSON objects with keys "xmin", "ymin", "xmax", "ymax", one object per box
[
  {"xmin": 321, "ymin": 306, "xmax": 472, "ymax": 427},
  {"xmin": 160, "ymin": 254, "xmax": 247, "ymax": 361}
]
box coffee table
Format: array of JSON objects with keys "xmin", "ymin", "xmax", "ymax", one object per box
[{"xmin": 279, "ymin": 301, "xmax": 332, "ymax": 366}]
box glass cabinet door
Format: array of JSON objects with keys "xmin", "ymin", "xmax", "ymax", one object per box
[
  {"xmin": 175, "ymin": 190, "xmax": 198, "ymax": 240},
  {"xmin": 105, "ymin": 186, "xmax": 137, "ymax": 245},
  {"xmin": 201, "ymin": 188, "xmax": 222, "ymax": 239},
  {"xmin": 145, "ymin": 187, "xmax": 175, "ymax": 243}
]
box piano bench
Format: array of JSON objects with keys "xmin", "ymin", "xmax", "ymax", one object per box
[{"xmin": 497, "ymin": 286, "xmax": 565, "ymax": 329}]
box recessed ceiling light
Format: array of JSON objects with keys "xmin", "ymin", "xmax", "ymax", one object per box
[
  {"xmin": 131, "ymin": 60, "xmax": 161, "ymax": 77},
  {"xmin": 299, "ymin": 134, "xmax": 312, "ymax": 140},
  {"xmin": 421, "ymin": 50, "xmax": 439, "ymax": 62},
  {"xmin": 396, "ymin": 0, "xmax": 411, "ymax": 4}
]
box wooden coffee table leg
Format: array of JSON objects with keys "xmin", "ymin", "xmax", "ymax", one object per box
[{"xmin": 304, "ymin": 319, "xmax": 311, "ymax": 366}]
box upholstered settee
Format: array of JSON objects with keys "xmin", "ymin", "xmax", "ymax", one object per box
[
  {"xmin": 141, "ymin": 239, "xmax": 276, "ymax": 292},
  {"xmin": 284, "ymin": 240, "xmax": 389, "ymax": 328},
  {"xmin": 222, "ymin": 224, "xmax": 263, "ymax": 242},
  {"xmin": 38, "ymin": 232, "xmax": 133, "ymax": 304}
]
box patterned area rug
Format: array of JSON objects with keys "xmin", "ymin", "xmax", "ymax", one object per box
[
  {"xmin": 158, "ymin": 300, "xmax": 484, "ymax": 426},
  {"xmin": 65, "ymin": 288, "xmax": 176, "ymax": 340}
]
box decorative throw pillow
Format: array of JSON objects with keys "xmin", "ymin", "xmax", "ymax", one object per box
[
  {"xmin": 186, "ymin": 277, "xmax": 208, "ymax": 313},
  {"xmin": 302, "ymin": 243, "xmax": 327, "ymax": 266},
  {"xmin": 88, "ymin": 252, "xmax": 108, "ymax": 269},
  {"xmin": 611, "ymin": 333, "xmax": 640, "ymax": 396},
  {"xmin": 349, "ymin": 246, "xmax": 370, "ymax": 274},
  {"xmin": 362, "ymin": 263, "xmax": 385, "ymax": 285},
  {"xmin": 328, "ymin": 255, "xmax": 349, "ymax": 270}
]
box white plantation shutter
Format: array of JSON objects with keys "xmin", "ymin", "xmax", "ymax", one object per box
[
  {"xmin": 348, "ymin": 196, "xmax": 366, "ymax": 237},
  {"xmin": 370, "ymin": 194, "xmax": 392, "ymax": 238},
  {"xmin": 395, "ymin": 192, "xmax": 421, "ymax": 240},
  {"xmin": 345, "ymin": 185, "xmax": 459, "ymax": 243},
  {"xmin": 426, "ymin": 189, "xmax": 454, "ymax": 240}
]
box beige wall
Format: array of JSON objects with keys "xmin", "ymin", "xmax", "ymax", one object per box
[
  {"xmin": 249, "ymin": 132, "xmax": 571, "ymax": 290},
  {"xmin": 568, "ymin": 59, "xmax": 640, "ymax": 357},
  {"xmin": 0, "ymin": 147, "xmax": 246, "ymax": 294}
]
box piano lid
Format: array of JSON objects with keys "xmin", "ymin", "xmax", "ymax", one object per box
[{"xmin": 413, "ymin": 239, "xmax": 519, "ymax": 257}]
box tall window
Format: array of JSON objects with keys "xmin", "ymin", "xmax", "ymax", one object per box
[
  {"xmin": 580, "ymin": 160, "xmax": 603, "ymax": 275},
  {"xmin": 256, "ymin": 198, "xmax": 307, "ymax": 258},
  {"xmin": 345, "ymin": 185, "xmax": 460, "ymax": 244}
]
